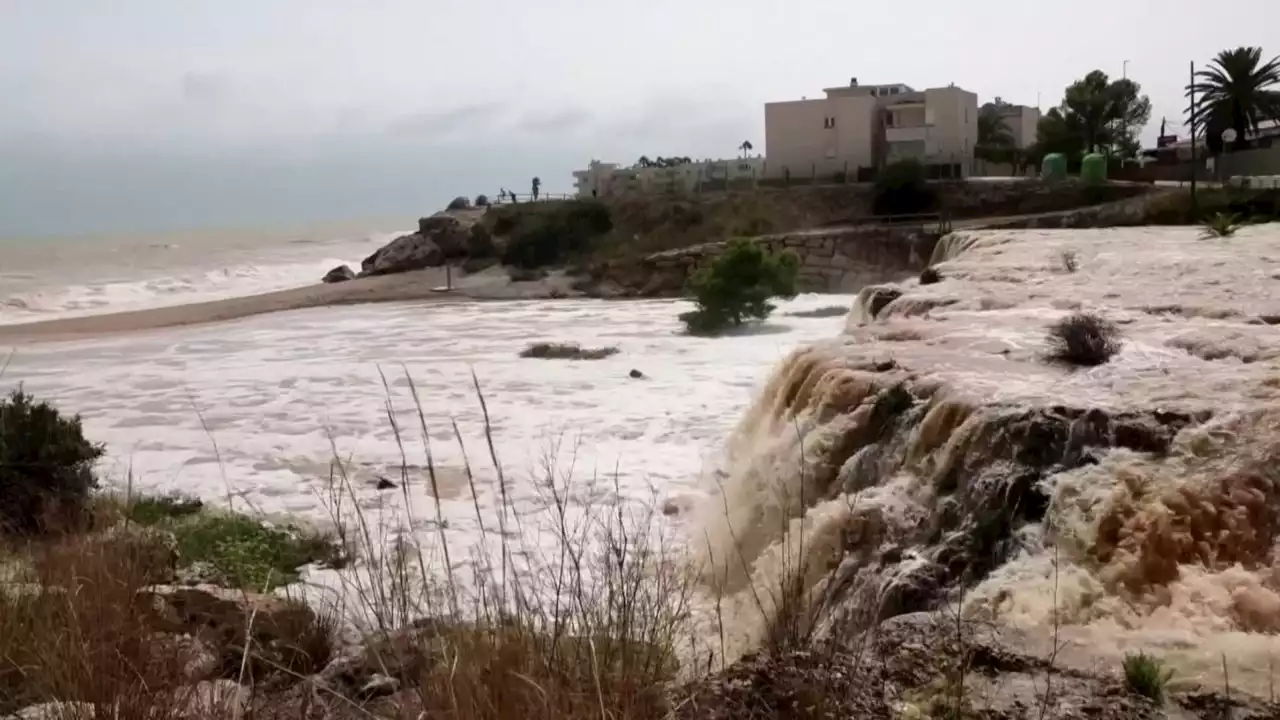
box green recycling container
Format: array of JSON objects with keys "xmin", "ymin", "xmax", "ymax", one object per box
[
  {"xmin": 1080, "ymin": 153, "xmax": 1108, "ymax": 185},
  {"xmin": 1041, "ymin": 153, "xmax": 1068, "ymax": 181}
]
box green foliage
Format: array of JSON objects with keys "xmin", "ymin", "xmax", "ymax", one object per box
[
  {"xmin": 497, "ymin": 201, "xmax": 613, "ymax": 268},
  {"xmin": 475, "ymin": 193, "xmax": 490, "ymax": 207},
  {"xmin": 1188, "ymin": 47, "xmax": 1280, "ymax": 155},
  {"xmin": 447, "ymin": 196, "xmax": 471, "ymax": 210},
  {"xmin": 171, "ymin": 512, "xmax": 344, "ymax": 590},
  {"xmin": 0, "ymin": 389, "xmax": 103, "ymax": 535},
  {"xmin": 1122, "ymin": 652, "xmax": 1173, "ymax": 704},
  {"xmin": 976, "ymin": 107, "xmax": 1016, "ymax": 163},
  {"xmin": 1036, "ymin": 70, "xmax": 1152, "ymax": 160},
  {"xmin": 873, "ymin": 160, "xmax": 939, "ymax": 216},
  {"xmin": 679, "ymin": 239, "xmax": 799, "ymax": 334},
  {"xmin": 1200, "ymin": 212, "xmax": 1242, "ymax": 238},
  {"xmin": 124, "ymin": 494, "xmax": 205, "ymax": 526}
]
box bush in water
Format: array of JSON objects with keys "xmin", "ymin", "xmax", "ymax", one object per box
[{"xmin": 680, "ymin": 239, "xmax": 799, "ymax": 335}]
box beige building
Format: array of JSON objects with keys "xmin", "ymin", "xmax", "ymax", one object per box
[
  {"xmin": 765, "ymin": 78, "xmax": 980, "ymax": 178},
  {"xmin": 571, "ymin": 156, "xmax": 766, "ymax": 198}
]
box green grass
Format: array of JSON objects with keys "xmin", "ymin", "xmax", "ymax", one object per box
[
  {"xmin": 170, "ymin": 513, "xmax": 345, "ymax": 590},
  {"xmin": 1122, "ymin": 651, "xmax": 1173, "ymax": 704},
  {"xmin": 101, "ymin": 493, "xmax": 345, "ymax": 590}
]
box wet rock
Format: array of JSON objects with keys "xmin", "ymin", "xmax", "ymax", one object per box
[
  {"xmin": 520, "ymin": 342, "xmax": 618, "ymax": 360},
  {"xmin": 629, "ymin": 369, "xmax": 645, "ymax": 379},
  {"xmin": 375, "ymin": 476, "xmax": 397, "ymax": 490},
  {"xmin": 866, "ymin": 286, "xmax": 903, "ymax": 318},
  {"xmin": 322, "ymin": 264, "xmax": 356, "ymax": 283},
  {"xmin": 360, "ymin": 233, "xmax": 443, "ymax": 276}
]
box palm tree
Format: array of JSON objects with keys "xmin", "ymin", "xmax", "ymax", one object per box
[
  {"xmin": 976, "ymin": 108, "xmax": 1016, "ymax": 163},
  {"xmin": 1188, "ymin": 46, "xmax": 1280, "ymax": 153},
  {"xmin": 739, "ymin": 140, "xmax": 754, "ymax": 158},
  {"xmin": 637, "ymin": 155, "xmax": 653, "ymax": 168}
]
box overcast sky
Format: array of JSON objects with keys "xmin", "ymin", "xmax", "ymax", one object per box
[{"xmin": 3, "ymin": 0, "xmax": 1277, "ymax": 236}]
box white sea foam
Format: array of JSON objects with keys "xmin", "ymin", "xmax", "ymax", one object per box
[{"xmin": 0, "ymin": 293, "xmax": 853, "ymax": 594}]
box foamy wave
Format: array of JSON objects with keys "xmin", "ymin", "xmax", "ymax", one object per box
[{"xmin": 0, "ymin": 256, "xmax": 359, "ymax": 325}]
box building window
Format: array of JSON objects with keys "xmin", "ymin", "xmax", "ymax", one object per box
[
  {"xmin": 890, "ymin": 87, "xmax": 899, "ymax": 95},
  {"xmin": 823, "ymin": 117, "xmax": 835, "ymax": 129},
  {"xmin": 885, "ymin": 112, "xmax": 894, "ymax": 127}
]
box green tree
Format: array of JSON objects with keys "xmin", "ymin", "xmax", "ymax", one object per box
[
  {"xmin": 872, "ymin": 159, "xmax": 938, "ymax": 216},
  {"xmin": 1036, "ymin": 71, "xmax": 1151, "ymax": 160},
  {"xmin": 1187, "ymin": 46, "xmax": 1280, "ymax": 155},
  {"xmin": 976, "ymin": 108, "xmax": 1016, "ymax": 164},
  {"xmin": 679, "ymin": 240, "xmax": 799, "ymax": 334},
  {"xmin": 0, "ymin": 389, "xmax": 104, "ymax": 535}
]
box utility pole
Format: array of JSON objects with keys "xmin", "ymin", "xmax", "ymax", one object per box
[{"xmin": 1189, "ymin": 61, "xmax": 1198, "ymax": 215}]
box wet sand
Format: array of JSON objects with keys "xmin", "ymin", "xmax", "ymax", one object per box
[{"xmin": 0, "ymin": 269, "xmax": 460, "ymax": 344}]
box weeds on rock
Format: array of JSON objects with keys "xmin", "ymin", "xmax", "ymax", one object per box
[
  {"xmin": 1122, "ymin": 652, "xmax": 1172, "ymax": 704},
  {"xmin": 1045, "ymin": 312, "xmax": 1121, "ymax": 366}
]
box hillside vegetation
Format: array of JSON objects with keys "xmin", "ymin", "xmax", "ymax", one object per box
[{"xmin": 476, "ymin": 181, "xmax": 1153, "ymax": 270}]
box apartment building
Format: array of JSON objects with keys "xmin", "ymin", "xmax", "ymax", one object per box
[
  {"xmin": 571, "ymin": 156, "xmax": 765, "ymax": 198},
  {"xmin": 982, "ymin": 98, "xmax": 1041, "ymax": 148},
  {"xmin": 764, "ymin": 78, "xmax": 979, "ymax": 178}
]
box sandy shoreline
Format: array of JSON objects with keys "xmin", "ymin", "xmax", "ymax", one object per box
[{"xmin": 0, "ymin": 267, "xmax": 588, "ymax": 345}]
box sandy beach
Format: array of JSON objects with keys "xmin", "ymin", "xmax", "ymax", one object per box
[{"xmin": 0, "ymin": 266, "xmax": 588, "ymax": 345}]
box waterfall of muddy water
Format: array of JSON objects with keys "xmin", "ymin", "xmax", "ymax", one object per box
[{"xmin": 693, "ymin": 223, "xmax": 1280, "ymax": 697}]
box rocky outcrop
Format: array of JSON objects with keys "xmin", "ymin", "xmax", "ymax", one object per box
[
  {"xmin": 322, "ymin": 264, "xmax": 356, "ymax": 283},
  {"xmin": 358, "ymin": 211, "xmax": 478, "ymax": 277}
]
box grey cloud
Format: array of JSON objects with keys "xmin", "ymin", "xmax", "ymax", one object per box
[
  {"xmin": 517, "ymin": 107, "xmax": 593, "ymax": 135},
  {"xmin": 386, "ymin": 102, "xmax": 504, "ymax": 137},
  {"xmin": 181, "ymin": 71, "xmax": 232, "ymax": 103}
]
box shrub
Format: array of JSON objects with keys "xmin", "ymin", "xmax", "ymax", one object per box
[
  {"xmin": 1200, "ymin": 212, "xmax": 1241, "ymax": 238},
  {"xmin": 0, "ymin": 389, "xmax": 103, "ymax": 535},
  {"xmin": 679, "ymin": 239, "xmax": 799, "ymax": 335},
  {"xmin": 1045, "ymin": 312, "xmax": 1121, "ymax": 366},
  {"xmin": 498, "ymin": 201, "xmax": 613, "ymax": 268},
  {"xmin": 474, "ymin": 194, "xmax": 490, "ymax": 207},
  {"xmin": 467, "ymin": 222, "xmax": 496, "ymax": 257},
  {"xmin": 873, "ymin": 159, "xmax": 939, "ymax": 216},
  {"xmin": 447, "ymin": 196, "xmax": 471, "ymax": 211},
  {"xmin": 519, "ymin": 342, "xmax": 619, "ymax": 360},
  {"xmin": 919, "ymin": 266, "xmax": 942, "ymax": 285},
  {"xmin": 1122, "ymin": 652, "xmax": 1172, "ymax": 704}
]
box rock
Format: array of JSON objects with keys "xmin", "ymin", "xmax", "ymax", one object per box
[
  {"xmin": 520, "ymin": 342, "xmax": 619, "ymax": 360},
  {"xmin": 322, "ymin": 264, "xmax": 356, "ymax": 283},
  {"xmin": 375, "ymin": 476, "xmax": 397, "ymax": 490},
  {"xmin": 318, "ymin": 625, "xmax": 447, "ymax": 697},
  {"xmin": 629, "ymin": 369, "xmax": 645, "ymax": 379},
  {"xmin": 150, "ymin": 632, "xmax": 220, "ymax": 682},
  {"xmin": 360, "ymin": 233, "xmax": 443, "ymax": 276},
  {"xmin": 140, "ymin": 584, "xmax": 330, "ymax": 680},
  {"xmin": 418, "ymin": 215, "xmax": 470, "ymax": 258},
  {"xmin": 358, "ymin": 674, "xmax": 401, "ymax": 700}
]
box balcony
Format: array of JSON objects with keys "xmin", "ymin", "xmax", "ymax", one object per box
[{"xmin": 886, "ymin": 125, "xmax": 930, "ymax": 143}]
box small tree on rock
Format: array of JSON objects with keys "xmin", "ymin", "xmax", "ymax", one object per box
[
  {"xmin": 680, "ymin": 240, "xmax": 799, "ymax": 335},
  {"xmin": 0, "ymin": 389, "xmax": 104, "ymax": 535}
]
